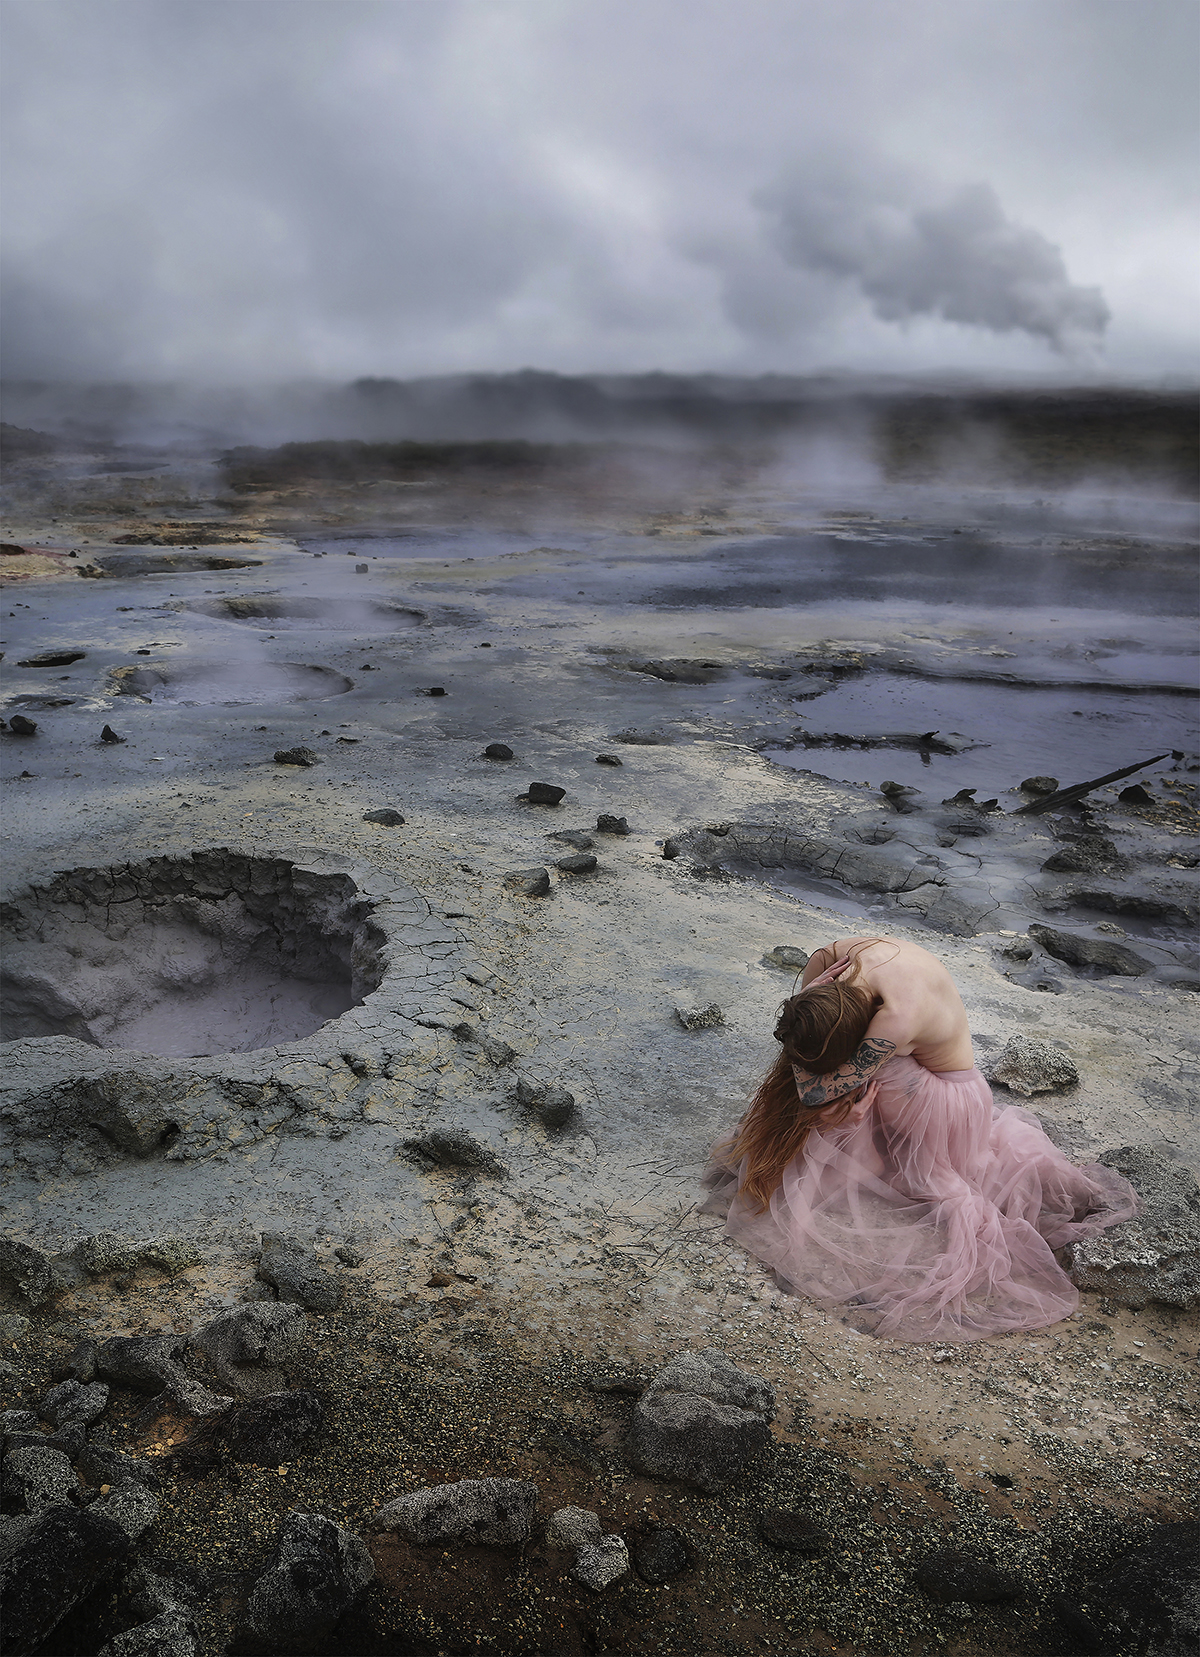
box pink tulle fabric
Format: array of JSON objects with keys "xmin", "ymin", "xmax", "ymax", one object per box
[{"xmin": 703, "ymin": 1056, "xmax": 1138, "ymax": 1343}]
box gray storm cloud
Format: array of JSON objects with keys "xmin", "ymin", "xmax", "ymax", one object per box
[{"xmin": 757, "ymin": 166, "xmax": 1109, "ymax": 352}]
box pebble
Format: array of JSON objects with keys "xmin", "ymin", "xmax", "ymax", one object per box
[
  {"xmin": 362, "ymin": 808, "xmax": 405, "ymax": 826},
  {"xmin": 7, "ymin": 715, "xmax": 37, "ymax": 736},
  {"xmin": 595, "ymin": 753, "xmax": 622, "ymax": 765},
  {"xmin": 675, "ymin": 1004, "xmax": 725, "ymax": 1030},
  {"xmin": 100, "ymin": 725, "xmax": 125, "ymax": 744},
  {"xmin": 504, "ymin": 866, "xmax": 552, "ymax": 896},
  {"xmin": 525, "ymin": 783, "xmax": 566, "ymax": 805},
  {"xmin": 596, "ymin": 813, "xmax": 629, "ymax": 834},
  {"xmin": 273, "ymin": 747, "xmax": 320, "ymax": 767},
  {"xmin": 483, "ymin": 742, "xmax": 515, "ymax": 760},
  {"xmin": 555, "ymin": 852, "xmax": 597, "ymax": 874}
]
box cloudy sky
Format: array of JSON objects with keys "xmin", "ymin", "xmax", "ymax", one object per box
[{"xmin": 2, "ymin": 0, "xmax": 1196, "ymax": 383}]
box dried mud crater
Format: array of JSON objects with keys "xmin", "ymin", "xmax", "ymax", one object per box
[{"xmin": 110, "ymin": 661, "xmax": 354, "ymax": 706}]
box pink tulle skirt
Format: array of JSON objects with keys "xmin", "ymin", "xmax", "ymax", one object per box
[{"xmin": 703, "ymin": 1056, "xmax": 1138, "ymax": 1343}]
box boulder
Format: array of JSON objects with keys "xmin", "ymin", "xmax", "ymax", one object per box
[
  {"xmin": 256, "ymin": 1235, "xmax": 342, "ymax": 1314},
  {"xmin": 226, "ymin": 1392, "xmax": 323, "ymax": 1466},
  {"xmin": 1070, "ymin": 1146, "xmax": 1200, "ymax": 1310},
  {"xmin": 632, "ymin": 1525, "xmax": 692, "ymax": 1584},
  {"xmin": 42, "ymin": 1378, "xmax": 109, "ymax": 1429},
  {"xmin": 91, "ymin": 1477, "xmax": 160, "ymax": 1542},
  {"xmin": 545, "ymin": 1506, "xmax": 602, "ymax": 1550},
  {"xmin": 987, "ymin": 1037, "xmax": 1079, "ymax": 1096},
  {"xmin": 0, "ymin": 1237, "xmax": 56, "ymax": 1306},
  {"xmin": 483, "ymin": 743, "xmax": 514, "ymax": 760},
  {"xmin": 1020, "ymin": 776, "xmax": 1059, "ymax": 795},
  {"xmin": 515, "ymin": 1077, "xmax": 576, "ymax": 1130},
  {"xmin": 574, "ymin": 1535, "xmax": 629, "ymax": 1590},
  {"xmin": 626, "ymin": 1349, "xmax": 775, "ymax": 1494},
  {"xmin": 95, "ymin": 1335, "xmax": 184, "ymax": 1392},
  {"xmin": 77, "ymin": 1442, "xmax": 160, "ymax": 1492},
  {"xmin": 914, "ymin": 1549, "xmax": 1023, "ymax": 1604},
  {"xmin": 1028, "ymin": 924, "xmax": 1151, "ymax": 977},
  {"xmin": 194, "ymin": 1302, "xmax": 306, "ymax": 1396},
  {"xmin": 3, "ymin": 1443, "xmax": 77, "ymax": 1510},
  {"xmin": 375, "ymin": 1478, "xmax": 538, "ymax": 1546},
  {"xmin": 73, "ymin": 1232, "xmax": 201, "ymax": 1277},
  {"xmin": 595, "ymin": 754, "xmax": 622, "ymax": 766},
  {"xmin": 241, "ymin": 1511, "xmax": 374, "ymax": 1652},
  {"xmin": 503, "ymin": 866, "xmax": 551, "ymax": 896},
  {"xmin": 95, "ymin": 1611, "xmax": 198, "ymax": 1657},
  {"xmin": 7, "ymin": 714, "xmax": 38, "ymax": 735},
  {"xmin": 0, "ymin": 1505, "xmax": 133, "ymax": 1656}
]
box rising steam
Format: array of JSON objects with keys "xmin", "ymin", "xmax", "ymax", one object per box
[{"xmin": 757, "ymin": 162, "xmax": 1109, "ymax": 352}]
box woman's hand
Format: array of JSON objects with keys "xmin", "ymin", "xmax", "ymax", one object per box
[
  {"xmin": 846, "ymin": 1079, "xmax": 879, "ymax": 1125},
  {"xmin": 804, "ymin": 954, "xmax": 852, "ymax": 991}
]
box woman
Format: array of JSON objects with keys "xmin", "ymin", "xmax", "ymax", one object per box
[{"xmin": 704, "ymin": 936, "xmax": 1138, "ymax": 1342}]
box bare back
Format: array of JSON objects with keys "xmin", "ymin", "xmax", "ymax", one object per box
[{"xmin": 803, "ymin": 936, "xmax": 974, "ymax": 1074}]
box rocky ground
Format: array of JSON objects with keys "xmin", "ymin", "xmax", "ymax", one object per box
[{"xmin": 1, "ymin": 438, "xmax": 1198, "ymax": 1655}]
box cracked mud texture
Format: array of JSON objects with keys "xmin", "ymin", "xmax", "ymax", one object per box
[{"xmin": 0, "ymin": 425, "xmax": 1197, "ymax": 1654}]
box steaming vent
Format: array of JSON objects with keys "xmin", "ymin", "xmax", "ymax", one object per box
[
  {"xmin": 0, "ymin": 851, "xmax": 386, "ymax": 1057},
  {"xmin": 187, "ymin": 596, "xmax": 425, "ymax": 631},
  {"xmin": 111, "ymin": 660, "xmax": 353, "ymax": 705}
]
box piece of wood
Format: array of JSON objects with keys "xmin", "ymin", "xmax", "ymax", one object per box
[{"xmin": 1012, "ymin": 754, "xmax": 1170, "ymax": 815}]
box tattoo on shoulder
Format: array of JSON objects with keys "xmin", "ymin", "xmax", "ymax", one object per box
[{"xmin": 849, "ymin": 1037, "xmax": 896, "ymax": 1077}]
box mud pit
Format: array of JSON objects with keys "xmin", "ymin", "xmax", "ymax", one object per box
[
  {"xmin": 112, "ymin": 660, "xmax": 353, "ymax": 706},
  {"xmin": 187, "ymin": 595, "xmax": 426, "ymax": 630}
]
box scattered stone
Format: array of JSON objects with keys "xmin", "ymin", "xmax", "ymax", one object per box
[
  {"xmin": 425, "ymin": 686, "xmax": 446, "ymax": 696},
  {"xmin": 1041, "ymin": 835, "xmax": 1120, "ymax": 873},
  {"xmin": 1118, "ymin": 784, "xmax": 1154, "ymax": 804},
  {"xmin": 484, "ymin": 742, "xmax": 515, "ymax": 760},
  {"xmin": 77, "ymin": 1442, "xmax": 160, "ymax": 1492},
  {"xmin": 0, "ymin": 1312, "xmax": 30, "ymax": 1341},
  {"xmin": 193, "ymin": 1302, "xmax": 306, "ymax": 1396},
  {"xmin": 375, "ymin": 1478, "xmax": 538, "ymax": 1546},
  {"xmin": 662, "ymin": 838, "xmax": 682, "ymax": 859},
  {"xmin": 595, "ymin": 753, "xmax": 622, "ymax": 765},
  {"xmin": 241, "ymin": 1511, "xmax": 374, "ymax": 1652},
  {"xmin": 1020, "ymin": 776, "xmax": 1059, "ymax": 795},
  {"xmin": 95, "ymin": 1611, "xmax": 198, "ymax": 1657},
  {"xmin": 762, "ymin": 945, "xmax": 809, "ymax": 971},
  {"xmin": 256, "ymin": 1234, "xmax": 342, "ymax": 1314},
  {"xmin": 757, "ymin": 1509, "xmax": 833, "ymax": 1556},
  {"xmin": 42, "ymin": 1378, "xmax": 109, "ymax": 1429},
  {"xmin": 355, "ymin": 563, "xmax": 368, "ymax": 574},
  {"xmin": 515, "ymin": 1077, "xmax": 577, "ymax": 1130},
  {"xmin": 632, "ymin": 1525, "xmax": 692, "ymax": 1584},
  {"xmin": 3, "ymin": 1443, "xmax": 77, "ymax": 1509},
  {"xmin": 596, "ymin": 813, "xmax": 629, "ymax": 834},
  {"xmin": 335, "ymin": 1245, "xmax": 363, "ymax": 1267},
  {"xmin": 362, "ymin": 808, "xmax": 404, "ymax": 826},
  {"xmin": 675, "ymin": 1004, "xmax": 725, "ymax": 1031},
  {"xmin": 74, "ymin": 1233, "xmax": 202, "ymax": 1278},
  {"xmin": 1028, "ymin": 923, "xmax": 1151, "ymax": 977},
  {"xmin": 226, "ymin": 1391, "xmax": 323, "ymax": 1466},
  {"xmin": 94, "ymin": 1334, "xmax": 184, "ymax": 1392},
  {"xmin": 626, "ymin": 1348, "xmax": 775, "ymax": 1494},
  {"xmin": 100, "ymin": 725, "xmax": 126, "ymax": 744},
  {"xmin": 525, "ymin": 782, "xmax": 566, "ymax": 805},
  {"xmin": 7, "ymin": 714, "xmax": 38, "ymax": 735},
  {"xmin": 504, "ymin": 866, "xmax": 551, "ymax": 896},
  {"xmin": 880, "ymin": 780, "xmax": 921, "ymax": 798},
  {"xmin": 0, "ymin": 1237, "xmax": 56, "ymax": 1306},
  {"xmin": 1070, "ymin": 1146, "xmax": 1200, "ymax": 1310},
  {"xmin": 556, "ymin": 852, "xmax": 597, "ymax": 874},
  {"xmin": 91, "ymin": 1477, "xmax": 160, "ymax": 1541},
  {"xmin": 548, "ymin": 830, "xmax": 594, "ymax": 850},
  {"xmin": 402, "ymin": 1128, "xmax": 508, "ymax": 1178},
  {"xmin": 545, "ymin": 1506, "xmax": 602, "ymax": 1550},
  {"xmin": 574, "ymin": 1535, "xmax": 630, "ymax": 1590},
  {"xmin": 0, "ymin": 1505, "xmax": 133, "ymax": 1656},
  {"xmin": 273, "ymin": 747, "xmax": 319, "ymax": 767},
  {"xmin": 914, "ymin": 1549, "xmax": 1023, "ymax": 1604},
  {"xmin": 987, "ymin": 1036, "xmax": 1079, "ymax": 1096}
]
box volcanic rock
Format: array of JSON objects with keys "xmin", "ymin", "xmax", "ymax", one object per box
[
  {"xmin": 7, "ymin": 714, "xmax": 38, "ymax": 735},
  {"xmin": 1028, "ymin": 923, "xmax": 1151, "ymax": 976},
  {"xmin": 362, "ymin": 808, "xmax": 404, "ymax": 825},
  {"xmin": 256, "ymin": 1234, "xmax": 342, "ymax": 1313},
  {"xmin": 525, "ymin": 782, "xmax": 566, "ymax": 805},
  {"xmin": 515, "ymin": 1077, "xmax": 576, "ymax": 1130},
  {"xmin": 595, "ymin": 753, "xmax": 622, "ymax": 765},
  {"xmin": 574, "ymin": 1535, "xmax": 630, "ymax": 1590},
  {"xmin": 545, "ymin": 1506, "xmax": 602, "ymax": 1550},
  {"xmin": 757, "ymin": 1509, "xmax": 833, "ymax": 1555},
  {"xmin": 241, "ymin": 1511, "xmax": 374, "ymax": 1651},
  {"xmin": 596, "ymin": 813, "xmax": 629, "ymax": 834},
  {"xmin": 95, "ymin": 1611, "xmax": 198, "ymax": 1657},
  {"xmin": 1020, "ymin": 776, "xmax": 1059, "ymax": 795},
  {"xmin": 1069, "ymin": 1146, "xmax": 1200, "ymax": 1310},
  {"xmin": 1119, "ymin": 784, "xmax": 1154, "ymax": 804},
  {"xmin": 375, "ymin": 1477, "xmax": 538, "ymax": 1545},
  {"xmin": 484, "ymin": 742, "xmax": 514, "ymax": 760},
  {"xmin": 193, "ymin": 1302, "xmax": 306, "ymax": 1395},
  {"xmin": 762, "ymin": 945, "xmax": 809, "ymax": 971},
  {"xmin": 3, "ymin": 1443, "xmax": 77, "ymax": 1510},
  {"xmin": 402, "ymin": 1128, "xmax": 508, "ymax": 1177},
  {"xmin": 0, "ymin": 1505, "xmax": 133, "ymax": 1656},
  {"xmin": 91, "ymin": 1476, "xmax": 160, "ymax": 1541},
  {"xmin": 226, "ymin": 1391, "xmax": 323, "ymax": 1465},
  {"xmin": 100, "ymin": 725, "xmax": 126, "ymax": 744},
  {"xmin": 1040, "ymin": 835, "xmax": 1120, "ymax": 873},
  {"xmin": 42, "ymin": 1378, "xmax": 110, "ymax": 1429},
  {"xmin": 273, "ymin": 747, "xmax": 320, "ymax": 766},
  {"xmin": 626, "ymin": 1348, "xmax": 775, "ymax": 1494},
  {"xmin": 914, "ymin": 1549, "xmax": 1023, "ymax": 1604},
  {"xmin": 556, "ymin": 852, "xmax": 597, "ymax": 874},
  {"xmin": 548, "ymin": 830, "xmax": 594, "ymax": 849},
  {"xmin": 675, "ymin": 1004, "xmax": 725, "ymax": 1030},
  {"xmin": 0, "ymin": 1237, "xmax": 56, "ymax": 1306},
  {"xmin": 987, "ymin": 1037, "xmax": 1079, "ymax": 1096},
  {"xmin": 77, "ymin": 1442, "xmax": 160, "ymax": 1491},
  {"xmin": 504, "ymin": 866, "xmax": 551, "ymax": 896},
  {"xmin": 95, "ymin": 1334, "xmax": 185, "ymax": 1391},
  {"xmin": 632, "ymin": 1525, "xmax": 692, "ymax": 1584}
]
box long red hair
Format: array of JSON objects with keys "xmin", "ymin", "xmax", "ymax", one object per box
[{"xmin": 727, "ymin": 954, "xmax": 879, "ymax": 1211}]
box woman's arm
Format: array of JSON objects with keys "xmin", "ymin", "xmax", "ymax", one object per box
[{"xmin": 791, "ymin": 1008, "xmax": 912, "ymax": 1109}]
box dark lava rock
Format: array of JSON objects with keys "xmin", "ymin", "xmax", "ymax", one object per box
[
  {"xmin": 375, "ymin": 1477, "xmax": 538, "ymax": 1545},
  {"xmin": 987, "ymin": 1036, "xmax": 1079, "ymax": 1096},
  {"xmin": 100, "ymin": 725, "xmax": 126, "ymax": 744},
  {"xmin": 662, "ymin": 838, "xmax": 682, "ymax": 859},
  {"xmin": 548, "ymin": 830, "xmax": 594, "ymax": 849},
  {"xmin": 273, "ymin": 747, "xmax": 320, "ymax": 767},
  {"xmin": 1041, "ymin": 834, "xmax": 1119, "ymax": 873},
  {"xmin": 3, "ymin": 1443, "xmax": 77, "ymax": 1509},
  {"xmin": 16, "ymin": 650, "xmax": 87, "ymax": 667},
  {"xmin": 757, "ymin": 1509, "xmax": 833, "ymax": 1556},
  {"xmin": 762, "ymin": 944, "xmax": 809, "ymax": 971},
  {"xmin": 0, "ymin": 1505, "xmax": 133, "ymax": 1656},
  {"xmin": 256, "ymin": 1235, "xmax": 342, "ymax": 1313},
  {"xmin": 525, "ymin": 782, "xmax": 566, "ymax": 805},
  {"xmin": 596, "ymin": 813, "xmax": 629, "ymax": 834},
  {"xmin": 194, "ymin": 1302, "xmax": 306, "ymax": 1396},
  {"xmin": 626, "ymin": 1349, "xmax": 775, "ymax": 1495},
  {"xmin": 1070, "ymin": 1146, "xmax": 1200, "ymax": 1310},
  {"xmin": 595, "ymin": 753, "xmax": 622, "ymax": 765},
  {"xmin": 77, "ymin": 1442, "xmax": 161, "ymax": 1492},
  {"xmin": 402, "ymin": 1128, "xmax": 508, "ymax": 1178},
  {"xmin": 556, "ymin": 852, "xmax": 597, "ymax": 874},
  {"xmin": 361, "ymin": 807, "xmax": 404, "ymax": 825},
  {"xmin": 633, "ymin": 1526, "xmax": 692, "ymax": 1585},
  {"xmin": 1020, "ymin": 775, "xmax": 1060, "ymax": 794},
  {"xmin": 504, "ymin": 866, "xmax": 551, "ymax": 896},
  {"xmin": 914, "ymin": 1549, "xmax": 1022, "ymax": 1604},
  {"xmin": 334, "ymin": 1246, "xmax": 362, "ymax": 1267},
  {"xmin": 95, "ymin": 1610, "xmax": 199, "ymax": 1657},
  {"xmin": 0, "ymin": 1236, "xmax": 56, "ymax": 1305},
  {"xmin": 484, "ymin": 742, "xmax": 515, "ymax": 760},
  {"xmin": 91, "ymin": 1477, "xmax": 160, "ymax": 1542},
  {"xmin": 1028, "ymin": 923, "xmax": 1151, "ymax": 977},
  {"xmin": 1119, "ymin": 783, "xmax": 1154, "ymax": 804},
  {"xmin": 1104, "ymin": 1520, "xmax": 1199, "ymax": 1650},
  {"xmin": 95, "ymin": 1334, "xmax": 184, "ymax": 1392},
  {"xmin": 7, "ymin": 715, "xmax": 38, "ymax": 735},
  {"xmin": 425, "ymin": 686, "xmax": 447, "ymax": 696},
  {"xmin": 226, "ymin": 1391, "xmax": 323, "ymax": 1466},
  {"xmin": 515, "ymin": 1077, "xmax": 576, "ymax": 1130},
  {"xmin": 240, "ymin": 1510, "xmax": 374, "ymax": 1652},
  {"xmin": 42, "ymin": 1377, "xmax": 110, "ymax": 1429}
]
